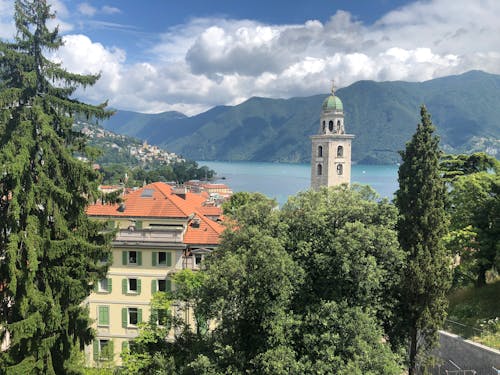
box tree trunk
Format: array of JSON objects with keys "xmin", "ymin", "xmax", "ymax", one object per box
[
  {"xmin": 408, "ymin": 327, "xmax": 418, "ymax": 375},
  {"xmin": 476, "ymin": 265, "xmax": 487, "ymax": 287}
]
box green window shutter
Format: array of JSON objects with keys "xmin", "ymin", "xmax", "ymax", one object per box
[
  {"xmin": 121, "ymin": 340, "xmax": 129, "ymax": 353},
  {"xmin": 137, "ymin": 279, "xmax": 141, "ymax": 295},
  {"xmin": 122, "ymin": 279, "xmax": 127, "ymax": 294},
  {"xmin": 107, "ymin": 278, "xmax": 112, "ymax": 293},
  {"xmin": 151, "ymin": 279, "xmax": 157, "ymax": 294},
  {"xmin": 108, "ymin": 340, "xmax": 114, "ymax": 360},
  {"xmin": 137, "ymin": 251, "xmax": 142, "ymax": 266},
  {"xmin": 93, "ymin": 340, "xmax": 99, "ymax": 362},
  {"xmin": 98, "ymin": 306, "xmax": 109, "ymax": 325},
  {"xmin": 138, "ymin": 308, "xmax": 143, "ymax": 324},
  {"xmin": 150, "ymin": 308, "xmax": 158, "ymax": 324},
  {"xmin": 152, "ymin": 251, "xmax": 157, "ymax": 266},
  {"xmin": 166, "ymin": 252, "xmax": 172, "ymax": 267},
  {"xmin": 122, "ymin": 308, "xmax": 127, "ymax": 328},
  {"xmin": 166, "ymin": 278, "xmax": 172, "ymax": 292},
  {"xmin": 122, "ymin": 251, "xmax": 127, "ymax": 265},
  {"xmin": 135, "ymin": 221, "xmax": 142, "ymax": 230}
]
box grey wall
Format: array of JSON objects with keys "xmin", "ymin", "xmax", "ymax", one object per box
[{"xmin": 429, "ymin": 331, "xmax": 500, "ymax": 375}]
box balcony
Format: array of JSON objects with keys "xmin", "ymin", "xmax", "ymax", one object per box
[{"xmin": 114, "ymin": 228, "xmax": 184, "ymax": 244}]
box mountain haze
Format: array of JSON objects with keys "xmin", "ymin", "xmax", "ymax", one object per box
[{"xmin": 103, "ymin": 71, "xmax": 500, "ymax": 164}]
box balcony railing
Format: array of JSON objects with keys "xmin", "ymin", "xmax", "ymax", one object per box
[{"xmin": 114, "ymin": 228, "xmax": 184, "ymax": 244}]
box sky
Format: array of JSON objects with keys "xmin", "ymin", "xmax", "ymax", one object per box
[{"xmin": 1, "ymin": 0, "xmax": 499, "ymax": 115}]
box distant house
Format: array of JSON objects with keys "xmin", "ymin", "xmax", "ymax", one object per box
[{"xmin": 85, "ymin": 182, "xmax": 224, "ymax": 365}]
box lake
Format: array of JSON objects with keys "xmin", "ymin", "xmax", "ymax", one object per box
[{"xmin": 198, "ymin": 161, "xmax": 399, "ymax": 205}]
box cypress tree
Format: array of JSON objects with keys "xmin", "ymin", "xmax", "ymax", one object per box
[
  {"xmin": 0, "ymin": 1, "xmax": 112, "ymax": 373},
  {"xmin": 395, "ymin": 106, "xmax": 451, "ymax": 375}
]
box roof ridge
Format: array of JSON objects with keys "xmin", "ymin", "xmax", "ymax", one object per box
[
  {"xmin": 153, "ymin": 182, "xmax": 195, "ymax": 217},
  {"xmin": 193, "ymin": 207, "xmax": 224, "ymax": 234}
]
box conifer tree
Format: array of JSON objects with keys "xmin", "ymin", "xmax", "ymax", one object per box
[
  {"xmin": 0, "ymin": 1, "xmax": 112, "ymax": 373},
  {"xmin": 395, "ymin": 106, "xmax": 451, "ymax": 375}
]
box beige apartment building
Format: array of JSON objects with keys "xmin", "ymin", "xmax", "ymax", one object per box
[{"xmin": 85, "ymin": 182, "xmax": 224, "ymax": 365}]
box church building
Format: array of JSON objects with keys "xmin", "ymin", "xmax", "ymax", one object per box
[{"xmin": 310, "ymin": 84, "xmax": 354, "ymax": 190}]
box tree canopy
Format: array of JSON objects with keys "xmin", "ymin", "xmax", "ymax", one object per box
[
  {"xmin": 123, "ymin": 188, "xmax": 404, "ymax": 374},
  {"xmin": 0, "ymin": 1, "xmax": 112, "ymax": 373}
]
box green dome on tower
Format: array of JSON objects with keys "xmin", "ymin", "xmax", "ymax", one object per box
[{"xmin": 322, "ymin": 94, "xmax": 343, "ymax": 111}]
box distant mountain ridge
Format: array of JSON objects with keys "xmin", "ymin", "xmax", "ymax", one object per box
[{"xmin": 103, "ymin": 71, "xmax": 500, "ymax": 164}]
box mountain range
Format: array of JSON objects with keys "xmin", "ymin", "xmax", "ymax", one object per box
[{"xmin": 103, "ymin": 70, "xmax": 500, "ymax": 164}]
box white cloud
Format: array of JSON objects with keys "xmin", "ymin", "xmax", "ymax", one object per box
[
  {"xmin": 102, "ymin": 5, "xmax": 121, "ymax": 15},
  {"xmin": 2, "ymin": 0, "xmax": 500, "ymax": 115},
  {"xmin": 78, "ymin": 3, "xmax": 97, "ymax": 17}
]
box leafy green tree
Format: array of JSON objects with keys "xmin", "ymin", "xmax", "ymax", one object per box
[
  {"xmin": 281, "ymin": 185, "xmax": 405, "ymax": 335},
  {"xmin": 197, "ymin": 221, "xmax": 304, "ymax": 374},
  {"xmin": 299, "ymin": 301, "xmax": 402, "ymax": 375},
  {"xmin": 395, "ymin": 106, "xmax": 451, "ymax": 374},
  {"xmin": 447, "ymin": 172, "xmax": 499, "ymax": 286},
  {"xmin": 440, "ymin": 152, "xmax": 499, "ymax": 181},
  {"xmin": 0, "ymin": 1, "xmax": 112, "ymax": 373}
]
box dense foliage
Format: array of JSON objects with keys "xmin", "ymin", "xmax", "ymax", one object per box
[
  {"xmin": 104, "ymin": 71, "xmax": 500, "ymax": 164},
  {"xmin": 440, "ymin": 153, "xmax": 500, "ymax": 287},
  {"xmin": 395, "ymin": 106, "xmax": 451, "ymax": 374},
  {"xmin": 0, "ymin": 1, "xmax": 112, "ymax": 373},
  {"xmin": 123, "ymin": 187, "xmax": 405, "ymax": 374},
  {"xmin": 98, "ymin": 160, "xmax": 215, "ymax": 186}
]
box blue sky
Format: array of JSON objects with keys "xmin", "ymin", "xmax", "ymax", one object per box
[{"xmin": 1, "ymin": 0, "xmax": 499, "ymax": 115}]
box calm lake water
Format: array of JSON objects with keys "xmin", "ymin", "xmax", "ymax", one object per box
[{"xmin": 198, "ymin": 161, "xmax": 399, "ymax": 205}]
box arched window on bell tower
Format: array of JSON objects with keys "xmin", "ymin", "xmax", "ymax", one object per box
[
  {"xmin": 322, "ymin": 121, "xmax": 326, "ymax": 133},
  {"xmin": 337, "ymin": 145, "xmax": 343, "ymax": 157},
  {"xmin": 328, "ymin": 120, "xmax": 333, "ymax": 132},
  {"xmin": 317, "ymin": 145, "xmax": 323, "ymax": 157},
  {"xmin": 336, "ymin": 164, "xmax": 343, "ymax": 175},
  {"xmin": 317, "ymin": 164, "xmax": 323, "ymax": 176}
]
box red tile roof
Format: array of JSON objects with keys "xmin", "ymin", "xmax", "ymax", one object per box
[{"xmin": 87, "ymin": 182, "xmax": 224, "ymax": 245}]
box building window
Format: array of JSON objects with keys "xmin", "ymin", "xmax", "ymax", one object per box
[
  {"xmin": 152, "ymin": 251, "xmax": 172, "ymax": 266},
  {"xmin": 122, "ymin": 250, "xmax": 142, "ymax": 266},
  {"xmin": 337, "ymin": 145, "xmax": 344, "ymax": 158},
  {"xmin": 317, "ymin": 145, "xmax": 323, "ymax": 157},
  {"xmin": 122, "ymin": 307, "xmax": 142, "ymax": 328},
  {"xmin": 97, "ymin": 278, "xmax": 112, "ymax": 293},
  {"xmin": 337, "ymin": 164, "xmax": 343, "ymax": 175},
  {"xmin": 98, "ymin": 306, "xmax": 110, "ymax": 326},
  {"xmin": 122, "ymin": 278, "xmax": 141, "ymax": 295},
  {"xmin": 128, "ymin": 308, "xmax": 138, "ymax": 325},
  {"xmin": 128, "ymin": 251, "xmax": 137, "ymax": 264},
  {"xmin": 151, "ymin": 278, "xmax": 171, "ymax": 293},
  {"xmin": 337, "ymin": 120, "xmax": 342, "ymax": 133},
  {"xmin": 195, "ymin": 254, "xmax": 203, "ymax": 266},
  {"xmin": 93, "ymin": 339, "xmax": 113, "ymax": 362},
  {"xmin": 317, "ymin": 164, "xmax": 322, "ymax": 176},
  {"xmin": 328, "ymin": 120, "xmax": 334, "ymax": 132},
  {"xmin": 129, "ymin": 278, "xmax": 137, "ymax": 293},
  {"xmin": 322, "ymin": 121, "xmax": 326, "ymax": 132}
]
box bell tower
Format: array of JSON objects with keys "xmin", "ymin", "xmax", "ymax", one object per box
[{"xmin": 311, "ymin": 82, "xmax": 354, "ymax": 190}]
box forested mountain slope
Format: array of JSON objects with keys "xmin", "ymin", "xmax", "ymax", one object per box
[{"xmin": 103, "ymin": 71, "xmax": 500, "ymax": 164}]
